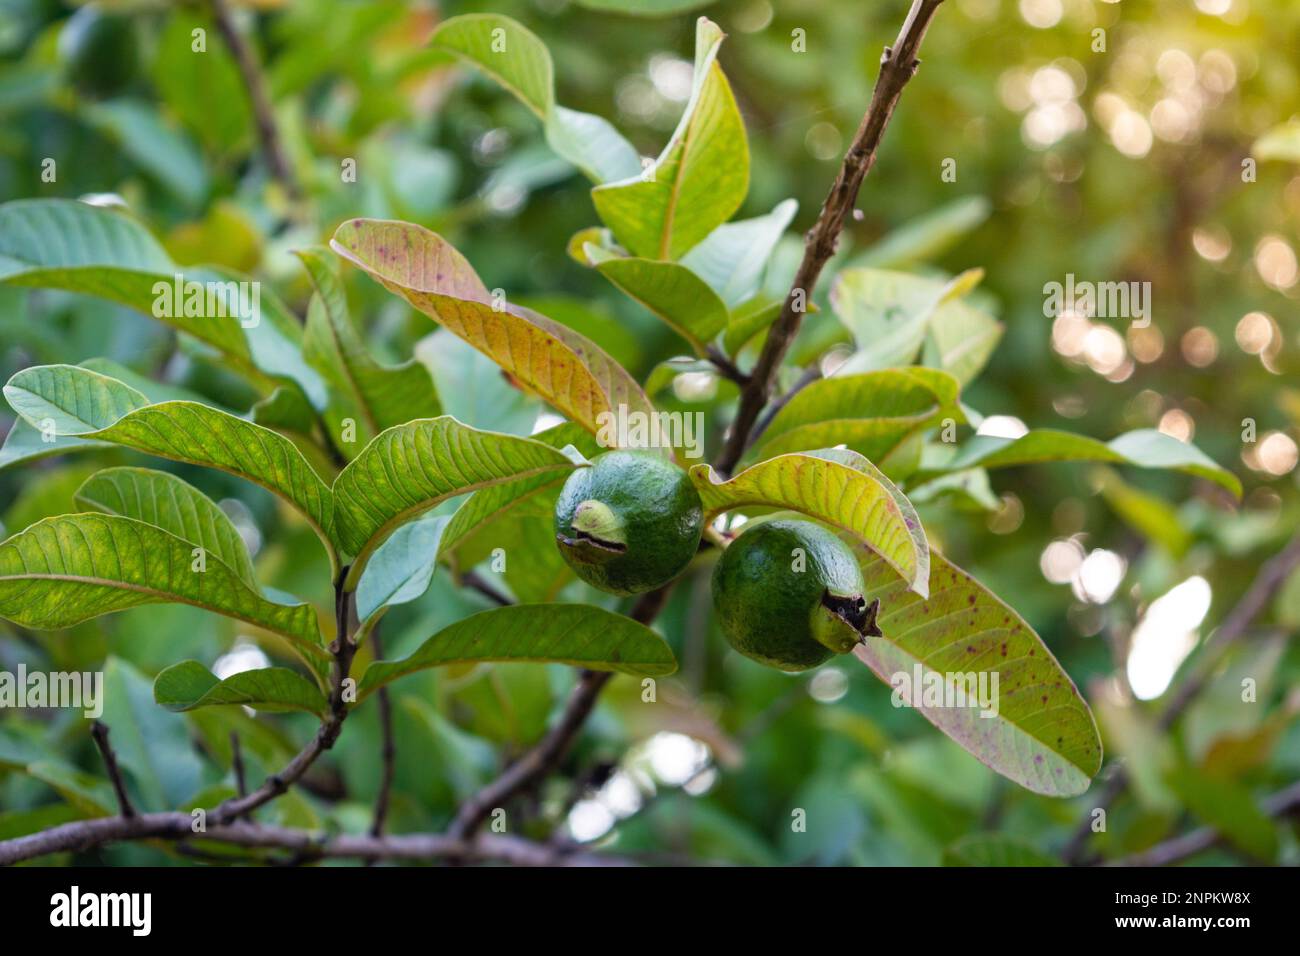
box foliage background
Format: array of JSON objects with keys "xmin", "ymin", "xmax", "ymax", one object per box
[{"xmin": 0, "ymin": 0, "xmax": 1297, "ymax": 865}]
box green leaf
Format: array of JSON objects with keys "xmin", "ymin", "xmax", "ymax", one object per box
[
  {"xmin": 586, "ymin": 244, "xmax": 727, "ymax": 353},
  {"xmin": 591, "ymin": 17, "xmax": 749, "ymax": 260},
  {"xmin": 297, "ymin": 246, "xmax": 441, "ymax": 443},
  {"xmin": 921, "ymin": 298, "xmax": 1003, "ymax": 386},
  {"xmin": 99, "ymin": 657, "xmax": 205, "ymax": 809},
  {"xmin": 851, "ymin": 547, "xmax": 1101, "ymax": 797},
  {"xmin": 431, "ymin": 14, "xmax": 640, "ymax": 183},
  {"xmin": 332, "ymin": 416, "xmax": 577, "ymax": 571},
  {"xmin": 922, "ymin": 428, "xmax": 1242, "ymax": 498},
  {"xmin": 943, "ymin": 834, "xmax": 1061, "ymax": 867},
  {"xmin": 154, "ymin": 661, "xmax": 327, "ymax": 718},
  {"xmin": 0, "ymin": 199, "xmax": 248, "ymax": 363},
  {"xmin": 722, "ymin": 295, "xmax": 784, "ymax": 357},
  {"xmin": 358, "ymin": 604, "xmax": 677, "ymax": 698},
  {"xmin": 74, "ymin": 466, "xmax": 258, "ymax": 587},
  {"xmin": 747, "ymin": 369, "xmax": 964, "ymax": 472},
  {"xmin": 5, "ymin": 364, "xmax": 337, "ymax": 561},
  {"xmin": 1166, "ymin": 765, "xmax": 1278, "ymax": 862},
  {"xmin": 680, "ymin": 198, "xmax": 797, "ymax": 308},
  {"xmin": 691, "ymin": 448, "xmax": 930, "ymax": 596},
  {"xmin": 354, "ymin": 515, "xmax": 451, "ymax": 623},
  {"xmin": 855, "ymin": 196, "xmax": 992, "ymax": 270},
  {"xmin": 1253, "ymin": 121, "xmax": 1300, "ymax": 163},
  {"xmin": 81, "ymin": 100, "xmax": 209, "ymax": 209},
  {"xmin": 153, "ymin": 11, "xmax": 252, "ymax": 155},
  {"xmin": 1095, "ymin": 467, "xmax": 1192, "ymax": 558},
  {"xmin": 331, "ymin": 218, "xmax": 657, "ymax": 440},
  {"xmin": 0, "ymin": 514, "xmax": 325, "ymax": 660}
]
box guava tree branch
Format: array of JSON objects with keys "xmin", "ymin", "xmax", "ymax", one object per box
[
  {"xmin": 716, "ymin": 0, "xmax": 946, "ymax": 475},
  {"xmin": 89, "ymin": 721, "xmax": 136, "ymax": 819},
  {"xmin": 369, "ymin": 625, "xmax": 396, "ymax": 837},
  {"xmin": 1062, "ymin": 528, "xmax": 1300, "ymax": 864},
  {"xmin": 446, "ymin": 586, "xmax": 672, "ymax": 840},
  {"xmin": 0, "ymin": 814, "xmax": 629, "ymax": 867},
  {"xmin": 1106, "ymin": 779, "xmax": 1300, "ymax": 867},
  {"xmin": 210, "ymin": 0, "xmax": 303, "ymax": 202}
]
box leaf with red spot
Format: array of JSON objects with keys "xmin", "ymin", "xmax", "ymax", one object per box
[{"xmin": 849, "ymin": 546, "xmax": 1102, "ymax": 797}]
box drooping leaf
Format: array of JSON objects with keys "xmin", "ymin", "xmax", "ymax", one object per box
[
  {"xmin": 586, "ymin": 244, "xmax": 727, "ymax": 354},
  {"xmin": 330, "ymin": 218, "xmax": 657, "ymax": 440},
  {"xmin": 74, "ymin": 466, "xmax": 258, "ymax": 587},
  {"xmin": 850, "ymin": 547, "xmax": 1102, "ymax": 797},
  {"xmin": 358, "ymin": 604, "xmax": 677, "ymax": 698},
  {"xmin": 354, "ymin": 515, "xmax": 451, "ymax": 623},
  {"xmin": 332, "ymin": 416, "xmax": 578, "ymax": 572},
  {"xmin": 921, "ymin": 299, "xmax": 1003, "ymax": 386},
  {"xmin": 921, "ymin": 428, "xmax": 1242, "ymax": 498},
  {"xmin": 691, "ymin": 448, "xmax": 930, "ymax": 596},
  {"xmin": 680, "ymin": 198, "xmax": 797, "ymax": 307},
  {"xmin": 430, "ymin": 14, "xmax": 640, "ymax": 183},
  {"xmin": 154, "ymin": 661, "xmax": 327, "ymax": 718},
  {"xmin": 4, "ymin": 365, "xmax": 337, "ymax": 561},
  {"xmin": 590, "ymin": 18, "xmax": 749, "ymax": 260},
  {"xmin": 0, "ymin": 514, "xmax": 325, "ymax": 661},
  {"xmin": 297, "ymin": 246, "xmax": 440, "ymax": 442},
  {"xmin": 747, "ymin": 369, "xmax": 964, "ymax": 472}
]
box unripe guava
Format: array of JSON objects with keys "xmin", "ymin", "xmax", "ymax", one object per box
[
  {"xmin": 554, "ymin": 450, "xmax": 704, "ymax": 595},
  {"xmin": 712, "ymin": 518, "xmax": 881, "ymax": 671}
]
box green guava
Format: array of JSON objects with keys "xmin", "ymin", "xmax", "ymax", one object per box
[
  {"xmin": 554, "ymin": 450, "xmax": 704, "ymax": 596},
  {"xmin": 59, "ymin": 5, "xmax": 140, "ymax": 98},
  {"xmin": 712, "ymin": 518, "xmax": 881, "ymax": 672}
]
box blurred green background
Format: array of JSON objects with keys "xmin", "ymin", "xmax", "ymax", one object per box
[{"xmin": 0, "ymin": 0, "xmax": 1297, "ymax": 865}]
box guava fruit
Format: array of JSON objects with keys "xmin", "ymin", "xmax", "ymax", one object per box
[
  {"xmin": 554, "ymin": 450, "xmax": 704, "ymax": 595},
  {"xmin": 59, "ymin": 5, "xmax": 140, "ymax": 98},
  {"xmin": 712, "ymin": 518, "xmax": 881, "ymax": 672}
]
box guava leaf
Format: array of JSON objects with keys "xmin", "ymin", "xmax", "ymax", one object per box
[
  {"xmin": 680, "ymin": 198, "xmax": 797, "ymax": 307},
  {"xmin": 586, "ymin": 244, "xmax": 728, "ymax": 353},
  {"xmin": 332, "ymin": 416, "xmax": 578, "ymax": 572},
  {"xmin": 943, "ymin": 834, "xmax": 1061, "ymax": 866},
  {"xmin": 850, "ymin": 547, "xmax": 1102, "ymax": 797},
  {"xmin": 431, "ymin": 14, "xmax": 640, "ymax": 183},
  {"xmin": 0, "ymin": 514, "xmax": 325, "ymax": 662},
  {"xmin": 921, "ymin": 428, "xmax": 1242, "ymax": 498},
  {"xmin": 358, "ymin": 604, "xmax": 677, "ymax": 698},
  {"xmin": 722, "ymin": 295, "xmax": 784, "ymax": 357},
  {"xmin": 330, "ymin": 218, "xmax": 658, "ymax": 441},
  {"xmin": 154, "ymin": 661, "xmax": 327, "ymax": 718},
  {"xmin": 855, "ymin": 196, "xmax": 992, "ymax": 270},
  {"xmin": 691, "ymin": 448, "xmax": 930, "ymax": 597},
  {"xmin": 4, "ymin": 365, "xmax": 336, "ymax": 561},
  {"xmin": 297, "ymin": 246, "xmax": 440, "ymax": 442},
  {"xmin": 354, "ymin": 515, "xmax": 451, "ymax": 623},
  {"xmin": 747, "ymin": 369, "xmax": 964, "ymax": 471},
  {"xmin": 74, "ymin": 466, "xmax": 258, "ymax": 588},
  {"xmin": 591, "ymin": 17, "xmax": 749, "ymax": 260},
  {"xmin": 922, "ymin": 299, "xmax": 1003, "ymax": 386}
]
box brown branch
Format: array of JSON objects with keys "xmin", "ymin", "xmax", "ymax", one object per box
[
  {"xmin": 706, "ymin": 345, "xmax": 750, "ymax": 387},
  {"xmin": 715, "ymin": 0, "xmax": 947, "ymax": 475},
  {"xmin": 461, "ymin": 570, "xmax": 513, "ymax": 607},
  {"xmin": 446, "ymin": 586, "xmax": 672, "ymax": 840},
  {"xmin": 745, "ymin": 363, "xmax": 822, "ymax": 452},
  {"xmin": 1106, "ymin": 780, "xmax": 1300, "ymax": 867},
  {"xmin": 90, "ymin": 721, "xmax": 136, "ymax": 819},
  {"xmin": 210, "ymin": 0, "xmax": 302, "ymax": 201},
  {"xmin": 0, "ymin": 814, "xmax": 630, "ymax": 867},
  {"xmin": 1062, "ymin": 529, "xmax": 1300, "ymax": 864},
  {"xmin": 369, "ymin": 624, "xmax": 396, "ymax": 838}
]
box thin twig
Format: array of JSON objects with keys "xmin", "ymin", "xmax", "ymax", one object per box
[
  {"xmin": 446, "ymin": 586, "xmax": 671, "ymax": 840},
  {"xmin": 706, "ymin": 345, "xmax": 750, "ymax": 387},
  {"xmin": 745, "ymin": 364, "xmax": 822, "ymax": 452},
  {"xmin": 1062, "ymin": 529, "xmax": 1300, "ymax": 864},
  {"xmin": 716, "ymin": 0, "xmax": 947, "ymax": 475},
  {"xmin": 90, "ymin": 721, "xmax": 136, "ymax": 819},
  {"xmin": 370, "ymin": 624, "xmax": 396, "ymax": 838},
  {"xmin": 1105, "ymin": 780, "xmax": 1300, "ymax": 867},
  {"xmin": 210, "ymin": 0, "xmax": 303, "ymax": 201},
  {"xmin": 461, "ymin": 570, "xmax": 513, "ymax": 606}
]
